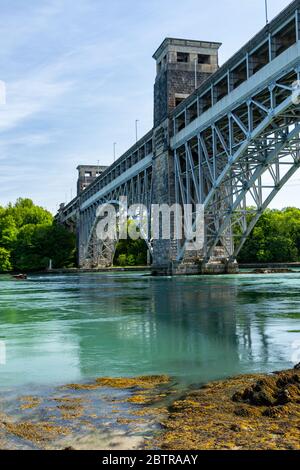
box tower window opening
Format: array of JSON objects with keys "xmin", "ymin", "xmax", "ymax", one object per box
[
  {"xmin": 198, "ymin": 54, "xmax": 211, "ymax": 64},
  {"xmin": 177, "ymin": 52, "xmax": 189, "ymax": 63}
]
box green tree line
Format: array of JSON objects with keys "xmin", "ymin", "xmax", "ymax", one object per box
[
  {"xmin": 1, "ymin": 200, "xmax": 300, "ymax": 272},
  {"xmin": 113, "ymin": 208, "xmax": 300, "ymax": 266},
  {"xmin": 0, "ymin": 199, "xmax": 76, "ymax": 272},
  {"xmin": 238, "ymin": 207, "xmax": 300, "ymax": 263}
]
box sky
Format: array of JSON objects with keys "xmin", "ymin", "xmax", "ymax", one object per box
[{"xmin": 0, "ymin": 0, "xmax": 298, "ymax": 214}]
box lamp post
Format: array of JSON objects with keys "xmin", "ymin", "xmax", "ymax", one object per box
[
  {"xmin": 135, "ymin": 119, "xmax": 139, "ymax": 142},
  {"xmin": 113, "ymin": 142, "xmax": 117, "ymax": 162},
  {"xmin": 265, "ymin": 0, "xmax": 269, "ymax": 25}
]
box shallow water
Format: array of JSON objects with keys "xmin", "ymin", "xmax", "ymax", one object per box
[{"xmin": 1, "ymin": 271, "xmax": 300, "ymax": 391}]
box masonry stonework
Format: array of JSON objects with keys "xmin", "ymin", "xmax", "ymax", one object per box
[
  {"xmin": 151, "ymin": 38, "xmax": 226, "ymax": 274},
  {"xmin": 153, "ymin": 38, "xmax": 221, "ymax": 126}
]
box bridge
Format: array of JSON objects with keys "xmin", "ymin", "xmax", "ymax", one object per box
[{"xmin": 57, "ymin": 0, "xmax": 300, "ymax": 275}]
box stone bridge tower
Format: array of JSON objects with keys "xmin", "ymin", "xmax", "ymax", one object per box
[
  {"xmin": 151, "ymin": 38, "xmax": 221, "ymax": 275},
  {"xmin": 153, "ymin": 38, "xmax": 221, "ymax": 126}
]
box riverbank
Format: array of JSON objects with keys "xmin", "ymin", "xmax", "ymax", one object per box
[
  {"xmin": 152, "ymin": 366, "xmax": 300, "ymax": 450},
  {"xmin": 1, "ymin": 368, "xmax": 300, "ymax": 450},
  {"xmin": 3, "ymin": 262, "xmax": 300, "ymax": 277},
  {"xmin": 0, "ymin": 266, "xmax": 150, "ymax": 276},
  {"xmin": 240, "ymin": 262, "xmax": 300, "ymax": 269}
]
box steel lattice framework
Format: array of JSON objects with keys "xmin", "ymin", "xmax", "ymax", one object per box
[
  {"xmin": 79, "ymin": 166, "xmax": 153, "ymax": 267},
  {"xmin": 173, "ymin": 56, "xmax": 300, "ymax": 263},
  {"xmin": 57, "ymin": 1, "xmax": 300, "ymax": 273}
]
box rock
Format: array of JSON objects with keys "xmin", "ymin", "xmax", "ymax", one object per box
[
  {"xmin": 232, "ymin": 391, "xmax": 243, "ymax": 403},
  {"xmin": 234, "ymin": 405, "xmax": 261, "ymax": 418},
  {"xmin": 231, "ymin": 371, "xmax": 300, "ymax": 407},
  {"xmin": 276, "ymin": 388, "xmax": 291, "ymax": 405}
]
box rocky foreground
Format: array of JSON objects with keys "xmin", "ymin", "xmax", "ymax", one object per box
[
  {"xmin": 1, "ymin": 369, "xmax": 300, "ymax": 450},
  {"xmin": 153, "ymin": 366, "xmax": 300, "ymax": 450}
]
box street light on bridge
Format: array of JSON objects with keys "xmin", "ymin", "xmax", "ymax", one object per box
[
  {"xmin": 113, "ymin": 142, "xmax": 117, "ymax": 162},
  {"xmin": 265, "ymin": 0, "xmax": 269, "ymax": 25},
  {"xmin": 135, "ymin": 119, "xmax": 139, "ymax": 142}
]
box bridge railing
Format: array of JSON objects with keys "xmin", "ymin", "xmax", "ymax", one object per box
[
  {"xmin": 80, "ymin": 130, "xmax": 153, "ymax": 207},
  {"xmin": 171, "ymin": 0, "xmax": 300, "ymax": 139}
]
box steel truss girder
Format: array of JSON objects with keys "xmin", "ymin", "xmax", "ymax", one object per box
[
  {"xmin": 174, "ymin": 66, "xmax": 300, "ymax": 262},
  {"xmin": 80, "ymin": 167, "xmax": 153, "ymax": 267}
]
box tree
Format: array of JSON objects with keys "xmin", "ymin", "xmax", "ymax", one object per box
[
  {"xmin": 0, "ymin": 215, "xmax": 18, "ymax": 250},
  {"xmin": 113, "ymin": 219, "xmax": 148, "ymax": 267},
  {"xmin": 34, "ymin": 223, "xmax": 76, "ymax": 268},
  {"xmin": 0, "ymin": 199, "xmax": 76, "ymax": 272},
  {"xmin": 238, "ymin": 208, "xmax": 300, "ymax": 263},
  {"xmin": 0, "ymin": 247, "xmax": 12, "ymax": 272},
  {"xmin": 114, "ymin": 238, "xmax": 148, "ymax": 266}
]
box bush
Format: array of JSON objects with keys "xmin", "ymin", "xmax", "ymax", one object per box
[
  {"xmin": 114, "ymin": 230, "xmax": 148, "ymax": 267},
  {"xmin": 126, "ymin": 254, "xmax": 136, "ymax": 266},
  {"xmin": 117, "ymin": 254, "xmax": 127, "ymax": 266}
]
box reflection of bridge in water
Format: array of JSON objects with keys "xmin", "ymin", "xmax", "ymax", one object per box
[
  {"xmin": 71, "ymin": 274, "xmax": 294, "ymax": 383},
  {"xmin": 57, "ymin": 1, "xmax": 300, "ymax": 275}
]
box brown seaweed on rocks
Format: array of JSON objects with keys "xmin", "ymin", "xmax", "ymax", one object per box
[{"xmin": 152, "ymin": 369, "xmax": 300, "ymax": 450}]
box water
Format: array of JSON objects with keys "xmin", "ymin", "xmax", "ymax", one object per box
[{"xmin": 1, "ymin": 271, "xmax": 300, "ymax": 391}]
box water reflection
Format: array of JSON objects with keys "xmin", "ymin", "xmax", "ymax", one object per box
[{"xmin": 0, "ymin": 272, "xmax": 300, "ymax": 388}]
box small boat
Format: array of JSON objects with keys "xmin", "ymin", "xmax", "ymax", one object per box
[{"xmin": 12, "ymin": 274, "xmax": 28, "ymax": 280}]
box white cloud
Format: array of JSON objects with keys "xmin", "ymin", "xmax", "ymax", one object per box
[{"xmin": 0, "ymin": 0, "xmax": 295, "ymax": 213}]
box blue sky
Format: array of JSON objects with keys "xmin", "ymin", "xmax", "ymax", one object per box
[{"xmin": 0, "ymin": 0, "xmax": 298, "ymax": 214}]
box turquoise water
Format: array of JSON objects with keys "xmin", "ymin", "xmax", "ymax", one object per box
[{"xmin": 1, "ymin": 272, "xmax": 300, "ymax": 390}]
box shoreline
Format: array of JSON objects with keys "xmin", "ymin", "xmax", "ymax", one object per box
[
  {"xmin": 2, "ymin": 265, "xmax": 300, "ymax": 278},
  {"xmin": 153, "ymin": 366, "xmax": 300, "ymax": 450},
  {"xmin": 0, "ymin": 375, "xmax": 173, "ymax": 450},
  {"xmin": 1, "ymin": 368, "xmax": 300, "ymax": 450}
]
